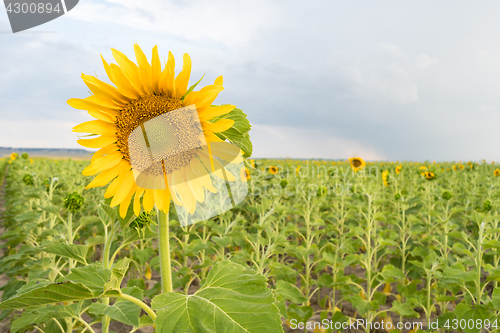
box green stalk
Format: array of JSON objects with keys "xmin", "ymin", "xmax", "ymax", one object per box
[
  {"xmin": 67, "ymin": 212, "xmax": 74, "ymax": 271},
  {"xmin": 476, "ymin": 222, "xmax": 484, "ymax": 304},
  {"xmin": 116, "ymin": 292, "xmax": 157, "ymax": 320},
  {"xmin": 101, "ymin": 221, "xmax": 116, "ymax": 333},
  {"xmin": 158, "ymin": 209, "xmax": 173, "ymax": 293}
]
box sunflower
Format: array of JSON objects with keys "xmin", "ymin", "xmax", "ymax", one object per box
[
  {"xmin": 459, "ymin": 164, "xmax": 464, "ymax": 170},
  {"xmin": 382, "ymin": 170, "xmax": 389, "ymax": 187},
  {"xmin": 423, "ymin": 171, "xmax": 435, "ymax": 180},
  {"xmin": 494, "ymin": 169, "xmax": 500, "ymax": 177},
  {"xmin": 453, "ymin": 165, "xmax": 457, "ymax": 171},
  {"xmin": 240, "ymin": 167, "xmax": 250, "ymax": 181},
  {"xmin": 69, "ymin": 44, "xmax": 245, "ymax": 218},
  {"xmin": 395, "ymin": 165, "xmax": 402, "ymax": 174},
  {"xmin": 419, "ymin": 166, "xmax": 427, "ymax": 170},
  {"xmin": 269, "ymin": 166, "xmax": 278, "ymax": 175},
  {"xmin": 10, "ymin": 152, "xmax": 17, "ymax": 161},
  {"xmin": 348, "ymin": 157, "xmax": 366, "ymax": 172}
]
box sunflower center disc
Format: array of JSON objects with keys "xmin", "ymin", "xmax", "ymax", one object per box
[{"xmin": 117, "ymin": 96, "xmax": 205, "ymax": 189}]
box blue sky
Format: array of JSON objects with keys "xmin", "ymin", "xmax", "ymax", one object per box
[{"xmin": 1, "ymin": 0, "xmax": 500, "ymax": 161}]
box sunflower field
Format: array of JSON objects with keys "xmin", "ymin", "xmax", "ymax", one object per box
[
  {"xmin": 1, "ymin": 45, "xmax": 500, "ymax": 333},
  {"xmin": 1, "ymin": 155, "xmax": 500, "ymax": 333}
]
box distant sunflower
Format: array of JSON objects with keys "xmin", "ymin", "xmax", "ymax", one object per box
[
  {"xmin": 10, "ymin": 152, "xmax": 17, "ymax": 161},
  {"xmin": 423, "ymin": 171, "xmax": 435, "ymax": 180},
  {"xmin": 495, "ymin": 169, "xmax": 500, "ymax": 177},
  {"xmin": 419, "ymin": 166, "xmax": 427, "ymax": 170},
  {"xmin": 382, "ymin": 170, "xmax": 389, "ymax": 187},
  {"xmin": 395, "ymin": 165, "xmax": 402, "ymax": 174},
  {"xmin": 459, "ymin": 164, "xmax": 464, "ymax": 170},
  {"xmin": 69, "ymin": 44, "xmax": 245, "ymax": 217},
  {"xmin": 348, "ymin": 157, "xmax": 366, "ymax": 172},
  {"xmin": 453, "ymin": 165, "xmax": 457, "ymax": 171},
  {"xmin": 240, "ymin": 167, "xmax": 250, "ymax": 181},
  {"xmin": 269, "ymin": 166, "xmax": 278, "ymax": 175}
]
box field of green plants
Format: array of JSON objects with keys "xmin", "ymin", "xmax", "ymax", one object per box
[{"xmin": 1, "ymin": 155, "xmax": 500, "ymax": 333}]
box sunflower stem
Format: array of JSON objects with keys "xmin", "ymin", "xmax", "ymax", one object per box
[{"xmin": 158, "ymin": 208, "xmax": 173, "ymax": 293}]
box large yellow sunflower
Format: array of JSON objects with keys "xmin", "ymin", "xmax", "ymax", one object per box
[{"xmin": 69, "ymin": 44, "xmax": 243, "ymax": 218}]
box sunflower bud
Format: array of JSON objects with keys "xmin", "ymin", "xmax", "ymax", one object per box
[
  {"xmin": 22, "ymin": 174, "xmax": 34, "ymax": 186},
  {"xmin": 394, "ymin": 193, "xmax": 401, "ymax": 200},
  {"xmin": 317, "ymin": 185, "xmax": 327, "ymax": 197},
  {"xmin": 442, "ymin": 191, "xmax": 452, "ymax": 200},
  {"xmin": 63, "ymin": 192, "xmax": 84, "ymax": 213},
  {"xmin": 279, "ymin": 179, "xmax": 288, "ymax": 188},
  {"xmin": 130, "ymin": 211, "xmax": 155, "ymax": 231},
  {"xmin": 21, "ymin": 152, "xmax": 29, "ymax": 160},
  {"xmin": 483, "ymin": 199, "xmax": 493, "ymax": 212}
]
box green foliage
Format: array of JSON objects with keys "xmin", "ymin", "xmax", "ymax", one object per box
[{"xmin": 152, "ymin": 260, "xmax": 283, "ymax": 333}]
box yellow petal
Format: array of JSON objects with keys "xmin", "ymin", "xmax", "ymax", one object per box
[
  {"xmin": 201, "ymin": 119, "xmax": 234, "ymax": 133},
  {"xmin": 88, "ymin": 109, "xmax": 115, "ymax": 123},
  {"xmin": 160, "ymin": 51, "xmax": 175, "ymax": 96},
  {"xmin": 73, "ymin": 120, "xmax": 116, "ymax": 135},
  {"xmin": 190, "ymin": 158, "xmax": 209, "ymax": 178},
  {"xmin": 111, "ymin": 48, "xmax": 145, "ymax": 95},
  {"xmin": 214, "ymin": 75, "xmax": 223, "ymax": 86},
  {"xmin": 174, "ymin": 53, "xmax": 191, "ymax": 99},
  {"xmin": 85, "ymin": 160, "xmax": 128, "ymax": 189},
  {"xmin": 78, "ymin": 135, "xmax": 116, "ymax": 149},
  {"xmin": 133, "ymin": 187, "xmax": 145, "ymax": 216},
  {"xmin": 104, "ymin": 168, "xmax": 130, "ymax": 198},
  {"xmin": 153, "ymin": 188, "xmax": 170, "ymax": 211},
  {"xmin": 109, "ymin": 63, "xmax": 141, "ymax": 99},
  {"xmin": 119, "ymin": 185, "xmax": 137, "ymax": 218},
  {"xmin": 199, "ymin": 150, "xmax": 235, "ymax": 181},
  {"xmin": 203, "ymin": 131, "xmax": 224, "ymax": 143},
  {"xmin": 111, "ymin": 171, "xmax": 137, "ymax": 207},
  {"xmin": 208, "ymin": 142, "xmax": 243, "ymax": 164},
  {"xmin": 134, "ymin": 43, "xmax": 154, "ymax": 95},
  {"xmin": 185, "ymin": 166, "xmax": 204, "ymax": 203},
  {"xmin": 82, "ymin": 151, "xmax": 123, "ymax": 176},
  {"xmin": 91, "ymin": 143, "xmax": 118, "ymax": 163},
  {"xmin": 81, "ymin": 74, "xmax": 129, "ymax": 106},
  {"xmin": 198, "ymin": 104, "xmax": 235, "ymax": 122},
  {"xmin": 171, "ymin": 170, "xmax": 195, "ymax": 214},
  {"xmin": 143, "ymin": 189, "xmax": 155, "ymax": 212},
  {"xmin": 151, "ymin": 46, "xmax": 161, "ymax": 94},
  {"xmin": 67, "ymin": 96, "xmax": 122, "ymax": 112},
  {"xmin": 183, "ymin": 85, "xmax": 224, "ymax": 109}
]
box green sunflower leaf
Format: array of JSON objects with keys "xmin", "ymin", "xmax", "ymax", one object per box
[
  {"xmin": 212, "ymin": 107, "xmax": 253, "ymax": 158},
  {"xmin": 43, "ymin": 243, "xmax": 89, "ymax": 265},
  {"xmin": 0, "ymin": 281, "xmax": 94, "ymax": 309},
  {"xmin": 151, "ymin": 260, "xmax": 283, "ymax": 333},
  {"xmin": 89, "ymin": 287, "xmax": 143, "ymax": 327}
]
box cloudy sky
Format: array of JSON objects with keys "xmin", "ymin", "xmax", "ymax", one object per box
[{"xmin": 1, "ymin": 0, "xmax": 500, "ymax": 161}]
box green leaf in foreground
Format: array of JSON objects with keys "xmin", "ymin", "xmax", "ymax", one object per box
[
  {"xmin": 0, "ymin": 281, "xmax": 93, "ymax": 309},
  {"xmin": 152, "ymin": 260, "xmax": 283, "ymax": 333}
]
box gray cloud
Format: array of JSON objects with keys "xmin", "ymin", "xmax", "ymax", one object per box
[{"xmin": 2, "ymin": 0, "xmax": 500, "ymax": 160}]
